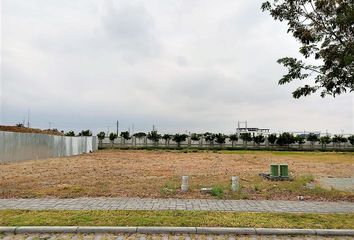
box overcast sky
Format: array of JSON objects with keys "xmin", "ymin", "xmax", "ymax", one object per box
[{"xmin": 1, "ymin": 0, "xmax": 353, "ymax": 134}]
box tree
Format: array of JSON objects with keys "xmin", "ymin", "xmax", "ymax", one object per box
[
  {"xmin": 16, "ymin": 123, "xmax": 25, "ymax": 128},
  {"xmin": 133, "ymin": 132, "xmax": 146, "ymax": 146},
  {"xmin": 109, "ymin": 133, "xmax": 118, "ymax": 147},
  {"xmin": 190, "ymin": 133, "xmax": 201, "ymax": 141},
  {"xmin": 190, "ymin": 133, "xmax": 201, "ymax": 147},
  {"xmin": 120, "ymin": 131, "xmax": 131, "ymax": 140},
  {"xmin": 215, "ymin": 133, "xmax": 227, "ymax": 147},
  {"xmin": 120, "ymin": 131, "xmax": 131, "ymax": 146},
  {"xmin": 172, "ymin": 134, "xmax": 188, "ymax": 148},
  {"xmin": 204, "ymin": 132, "xmax": 216, "ymax": 147},
  {"xmin": 348, "ymin": 135, "xmax": 354, "ymax": 146},
  {"xmin": 306, "ymin": 133, "xmax": 319, "ymax": 149},
  {"xmin": 276, "ymin": 132, "xmax": 295, "ymax": 147},
  {"xmin": 253, "ymin": 134, "xmax": 265, "ymax": 146},
  {"xmin": 97, "ymin": 132, "xmax": 106, "ymax": 140},
  {"xmin": 319, "ymin": 135, "xmax": 332, "ymax": 149},
  {"xmin": 262, "ymin": 0, "xmax": 354, "ymax": 98},
  {"xmin": 332, "ymin": 134, "xmax": 347, "ymax": 148},
  {"xmin": 79, "ymin": 130, "xmax": 92, "ymax": 136},
  {"xmin": 240, "ymin": 133, "xmax": 252, "ymax": 148},
  {"xmin": 133, "ymin": 132, "xmax": 147, "ymax": 138},
  {"xmin": 65, "ymin": 131, "xmax": 75, "ymax": 137},
  {"xmin": 97, "ymin": 132, "xmax": 105, "ymax": 147},
  {"xmin": 147, "ymin": 130, "xmax": 161, "ymax": 146},
  {"xmin": 162, "ymin": 134, "xmax": 172, "ymax": 147},
  {"xmin": 294, "ymin": 135, "xmax": 306, "ymax": 149},
  {"xmin": 229, "ymin": 134, "xmax": 239, "ymax": 147},
  {"xmin": 267, "ymin": 134, "xmax": 278, "ymax": 145}
]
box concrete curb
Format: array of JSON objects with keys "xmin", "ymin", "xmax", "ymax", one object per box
[
  {"xmin": 77, "ymin": 227, "xmax": 137, "ymax": 234},
  {"xmin": 0, "ymin": 227, "xmax": 353, "ymax": 236},
  {"xmin": 196, "ymin": 227, "xmax": 255, "ymax": 235},
  {"xmin": 15, "ymin": 226, "xmax": 78, "ymax": 234},
  {"xmin": 137, "ymin": 227, "xmax": 196, "ymax": 234}
]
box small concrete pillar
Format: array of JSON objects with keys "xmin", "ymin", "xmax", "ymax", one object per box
[
  {"xmin": 181, "ymin": 176, "xmax": 189, "ymax": 192},
  {"xmin": 231, "ymin": 176, "xmax": 239, "ymax": 192}
]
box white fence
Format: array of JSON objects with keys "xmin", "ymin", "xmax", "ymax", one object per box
[
  {"xmin": 101, "ymin": 136, "xmax": 354, "ymax": 150},
  {"xmin": 0, "ymin": 131, "xmax": 98, "ymax": 163}
]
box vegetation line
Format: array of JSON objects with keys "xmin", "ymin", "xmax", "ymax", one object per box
[{"xmin": 1, "ymin": 210, "xmax": 354, "ymax": 229}]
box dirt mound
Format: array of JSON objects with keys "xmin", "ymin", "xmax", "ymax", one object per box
[{"xmin": 0, "ymin": 125, "xmax": 64, "ymax": 136}]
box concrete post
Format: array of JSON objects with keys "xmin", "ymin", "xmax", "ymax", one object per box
[
  {"xmin": 181, "ymin": 176, "xmax": 189, "ymax": 192},
  {"xmin": 231, "ymin": 176, "xmax": 239, "ymax": 192}
]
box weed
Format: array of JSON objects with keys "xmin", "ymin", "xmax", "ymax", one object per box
[
  {"xmin": 160, "ymin": 182, "xmax": 177, "ymax": 196},
  {"xmin": 211, "ymin": 186, "xmax": 224, "ymax": 198},
  {"xmin": 253, "ymin": 184, "xmax": 262, "ymax": 192}
]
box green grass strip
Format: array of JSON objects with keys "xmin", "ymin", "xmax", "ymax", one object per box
[{"xmin": 1, "ymin": 210, "xmax": 354, "ymax": 229}]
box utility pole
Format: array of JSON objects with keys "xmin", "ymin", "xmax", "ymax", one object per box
[
  {"xmin": 27, "ymin": 109, "xmax": 30, "ymax": 128},
  {"xmin": 116, "ymin": 121, "xmax": 119, "ymax": 136},
  {"xmin": 106, "ymin": 126, "xmax": 110, "ymax": 136}
]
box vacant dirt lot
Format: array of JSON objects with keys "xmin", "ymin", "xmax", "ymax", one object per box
[{"xmin": 1, "ymin": 150, "xmax": 353, "ymax": 201}]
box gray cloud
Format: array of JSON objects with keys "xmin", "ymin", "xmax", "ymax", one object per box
[
  {"xmin": 101, "ymin": 1, "xmax": 161, "ymax": 62},
  {"xmin": 0, "ymin": 0, "xmax": 353, "ymax": 134}
]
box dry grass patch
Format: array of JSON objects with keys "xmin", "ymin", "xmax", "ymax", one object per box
[
  {"xmin": 1, "ymin": 210, "xmax": 354, "ymax": 229},
  {"xmin": 0, "ymin": 150, "xmax": 353, "ymax": 200}
]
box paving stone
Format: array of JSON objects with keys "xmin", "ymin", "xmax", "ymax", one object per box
[{"xmin": 0, "ymin": 198, "xmax": 354, "ymax": 213}]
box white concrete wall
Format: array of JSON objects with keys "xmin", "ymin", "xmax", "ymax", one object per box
[
  {"xmin": 0, "ymin": 131, "xmax": 98, "ymax": 163},
  {"xmin": 100, "ymin": 136, "xmax": 354, "ymax": 150}
]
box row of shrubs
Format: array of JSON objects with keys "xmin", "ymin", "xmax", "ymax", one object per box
[{"xmin": 90, "ymin": 130, "xmax": 354, "ymax": 147}]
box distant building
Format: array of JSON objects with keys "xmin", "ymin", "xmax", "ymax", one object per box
[
  {"xmin": 291, "ymin": 131, "xmax": 321, "ymax": 138},
  {"xmin": 236, "ymin": 121, "xmax": 270, "ymax": 136}
]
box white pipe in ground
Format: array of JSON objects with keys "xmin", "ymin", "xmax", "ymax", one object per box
[
  {"xmin": 231, "ymin": 176, "xmax": 239, "ymax": 192},
  {"xmin": 181, "ymin": 176, "xmax": 189, "ymax": 192}
]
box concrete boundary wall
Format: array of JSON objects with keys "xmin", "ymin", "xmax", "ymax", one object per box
[
  {"xmin": 100, "ymin": 136, "xmax": 354, "ymax": 150},
  {"xmin": 0, "ymin": 131, "xmax": 98, "ymax": 163}
]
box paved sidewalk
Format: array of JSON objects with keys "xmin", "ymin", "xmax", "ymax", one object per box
[{"xmin": 1, "ymin": 198, "xmax": 354, "ymax": 213}]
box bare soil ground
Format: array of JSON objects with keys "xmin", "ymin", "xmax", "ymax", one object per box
[
  {"xmin": 0, "ymin": 125, "xmax": 63, "ymax": 136},
  {"xmin": 1, "ymin": 150, "xmax": 353, "ymax": 201}
]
